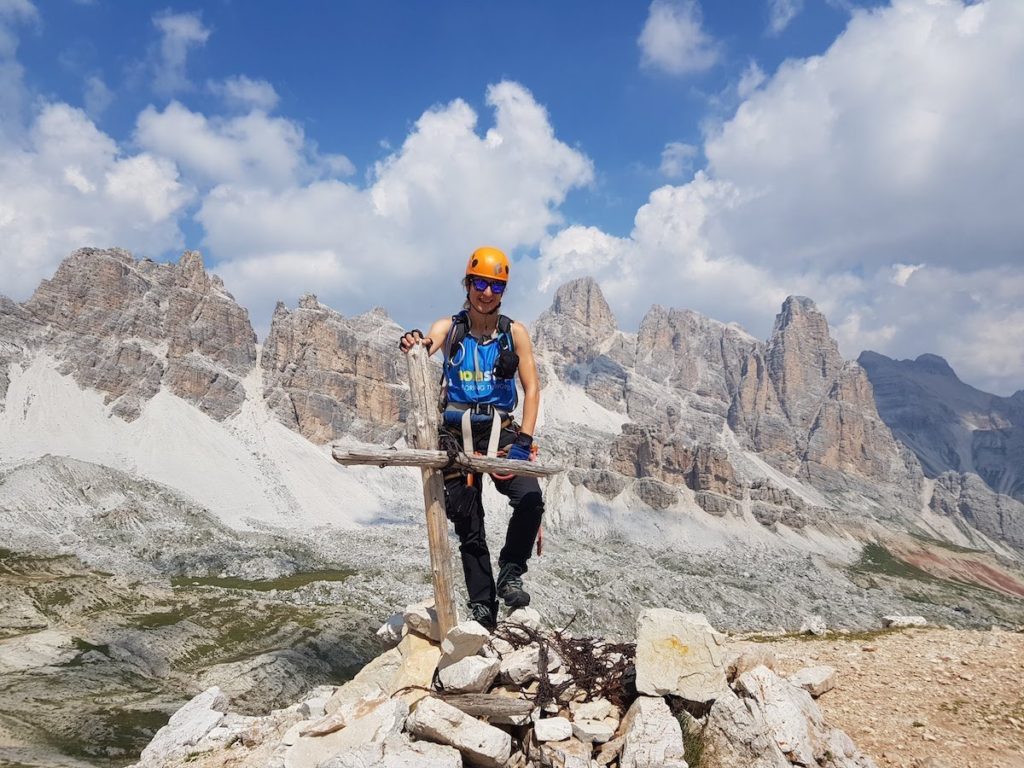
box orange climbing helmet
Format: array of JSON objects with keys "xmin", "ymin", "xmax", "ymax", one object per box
[{"xmin": 465, "ymin": 246, "xmax": 510, "ymax": 282}]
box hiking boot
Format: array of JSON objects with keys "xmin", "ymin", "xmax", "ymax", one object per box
[
  {"xmin": 496, "ymin": 562, "xmax": 531, "ymax": 608},
  {"xmin": 467, "ymin": 600, "xmax": 498, "ymax": 631}
]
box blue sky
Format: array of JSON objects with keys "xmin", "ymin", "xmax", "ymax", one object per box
[{"xmin": 1, "ymin": 0, "xmax": 1022, "ymax": 394}]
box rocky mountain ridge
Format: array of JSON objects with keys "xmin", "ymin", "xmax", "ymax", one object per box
[
  {"xmin": 8, "ymin": 248, "xmax": 257, "ymax": 421},
  {"xmin": 2, "ymin": 248, "xmax": 1023, "ymax": 563},
  {"xmin": 859, "ymin": 349, "xmax": 1024, "ymax": 503}
]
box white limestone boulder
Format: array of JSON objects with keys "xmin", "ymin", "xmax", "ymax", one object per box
[
  {"xmin": 324, "ymin": 646, "xmax": 403, "ymax": 716},
  {"xmin": 403, "ymin": 600, "xmax": 441, "ymax": 641},
  {"xmin": 619, "ymin": 696, "xmax": 688, "ymax": 768},
  {"xmin": 439, "ymin": 620, "xmax": 491, "ymax": 667},
  {"xmin": 703, "ymin": 687, "xmax": 790, "ymax": 768},
  {"xmin": 572, "ymin": 717, "xmax": 618, "ymax": 743},
  {"xmin": 799, "ymin": 615, "xmax": 827, "ymax": 636},
  {"xmin": 320, "ymin": 732, "xmax": 462, "ymax": 767},
  {"xmin": 787, "ymin": 665, "xmax": 837, "ymax": 698},
  {"xmin": 376, "ymin": 613, "xmax": 406, "ymax": 647},
  {"xmin": 500, "ymin": 644, "xmax": 560, "ymax": 686},
  {"xmin": 437, "ymin": 655, "xmax": 500, "ymax": 694},
  {"xmin": 285, "ymin": 692, "xmax": 408, "ymax": 768},
  {"xmin": 538, "ymin": 736, "xmax": 592, "ymax": 768},
  {"xmin": 724, "ymin": 646, "xmax": 777, "ymax": 682},
  {"xmin": 389, "ymin": 632, "xmax": 441, "ymax": 705},
  {"xmin": 534, "ymin": 716, "xmax": 573, "ymax": 742},
  {"xmin": 634, "ymin": 608, "xmax": 729, "ymax": 703},
  {"xmin": 734, "ymin": 665, "xmax": 825, "ymax": 766},
  {"xmin": 137, "ymin": 687, "xmax": 228, "ymax": 766},
  {"xmin": 406, "ymin": 696, "xmax": 512, "ymax": 768},
  {"xmin": 507, "ymin": 606, "xmax": 542, "ymax": 630},
  {"xmin": 571, "ymin": 697, "xmax": 615, "ymax": 721}
]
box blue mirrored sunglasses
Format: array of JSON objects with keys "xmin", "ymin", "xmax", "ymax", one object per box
[{"xmin": 469, "ymin": 277, "xmax": 507, "ymax": 294}]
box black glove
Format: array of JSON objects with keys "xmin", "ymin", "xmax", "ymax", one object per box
[
  {"xmin": 399, "ymin": 329, "xmax": 431, "ymax": 352},
  {"xmin": 507, "ymin": 432, "xmax": 532, "ymax": 461}
]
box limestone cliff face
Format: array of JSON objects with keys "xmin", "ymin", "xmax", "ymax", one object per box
[
  {"xmin": 860, "ymin": 351, "xmax": 1024, "ymax": 503},
  {"xmin": 261, "ymin": 295, "xmax": 406, "ymax": 444},
  {"xmin": 730, "ymin": 297, "xmax": 905, "ymax": 484},
  {"xmin": 0, "ymin": 297, "xmax": 37, "ymax": 404},
  {"xmin": 533, "ymin": 277, "xmax": 630, "ymax": 412},
  {"xmin": 531, "ymin": 283, "xmax": 925, "ymax": 531},
  {"xmin": 6, "ymin": 248, "xmax": 256, "ymax": 420},
  {"xmin": 929, "ymin": 472, "xmax": 1024, "ymax": 551}
]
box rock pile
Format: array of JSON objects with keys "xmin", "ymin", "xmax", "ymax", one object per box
[{"xmin": 130, "ymin": 605, "xmax": 877, "ymax": 768}]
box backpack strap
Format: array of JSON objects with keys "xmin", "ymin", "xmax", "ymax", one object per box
[{"xmin": 496, "ymin": 314, "xmax": 515, "ymax": 354}]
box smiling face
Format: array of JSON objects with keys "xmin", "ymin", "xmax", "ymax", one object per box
[{"xmin": 466, "ymin": 276, "xmax": 507, "ymax": 315}]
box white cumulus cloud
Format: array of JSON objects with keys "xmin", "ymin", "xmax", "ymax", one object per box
[
  {"xmin": 659, "ymin": 141, "xmax": 698, "ymax": 179},
  {"xmin": 152, "ymin": 10, "xmax": 210, "ymax": 96},
  {"xmin": 638, "ymin": 0, "xmax": 719, "ymax": 75},
  {"xmin": 83, "ymin": 74, "xmax": 112, "ymax": 117},
  {"xmin": 200, "ymin": 81, "xmax": 594, "ymax": 335},
  {"xmin": 768, "ymin": 0, "xmax": 805, "ymax": 35},
  {"xmin": 0, "ymin": 103, "xmax": 192, "ymax": 300},
  {"xmin": 208, "ymin": 75, "xmax": 279, "ymax": 112}
]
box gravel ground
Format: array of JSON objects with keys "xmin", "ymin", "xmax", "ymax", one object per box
[{"xmin": 760, "ymin": 627, "xmax": 1024, "ymax": 768}]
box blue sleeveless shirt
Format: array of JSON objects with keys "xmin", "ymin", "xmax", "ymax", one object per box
[{"xmin": 443, "ymin": 315, "xmax": 518, "ymax": 411}]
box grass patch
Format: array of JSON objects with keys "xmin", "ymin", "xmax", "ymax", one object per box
[
  {"xmin": 854, "ymin": 543, "xmax": 941, "ymax": 582},
  {"xmin": 908, "ymin": 532, "xmax": 981, "ymax": 554},
  {"xmin": 743, "ymin": 627, "xmax": 902, "ymax": 644},
  {"xmin": 170, "ymin": 568, "xmax": 355, "ymax": 592},
  {"xmin": 45, "ymin": 706, "xmax": 170, "ymax": 762},
  {"xmin": 680, "ymin": 713, "xmax": 704, "ymax": 768},
  {"xmin": 130, "ymin": 608, "xmax": 195, "ymax": 629}
]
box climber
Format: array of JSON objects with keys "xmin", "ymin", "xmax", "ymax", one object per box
[{"xmin": 399, "ymin": 246, "xmax": 544, "ymax": 631}]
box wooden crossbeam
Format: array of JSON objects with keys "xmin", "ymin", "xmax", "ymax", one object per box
[{"xmin": 332, "ymin": 446, "xmax": 563, "ymax": 478}]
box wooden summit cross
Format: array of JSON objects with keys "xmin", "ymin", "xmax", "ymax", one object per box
[{"xmin": 332, "ymin": 344, "xmax": 563, "ymax": 637}]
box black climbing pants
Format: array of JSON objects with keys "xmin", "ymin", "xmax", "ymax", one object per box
[{"xmin": 442, "ymin": 426, "xmax": 545, "ymax": 607}]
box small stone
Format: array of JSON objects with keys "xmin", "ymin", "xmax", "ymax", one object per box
[
  {"xmin": 799, "ymin": 616, "xmax": 827, "ymax": 636},
  {"xmin": 571, "ymin": 698, "xmax": 615, "ymax": 721},
  {"xmin": 437, "ymin": 656, "xmax": 500, "ymax": 694},
  {"xmin": 403, "ymin": 600, "xmax": 441, "ymax": 641},
  {"xmin": 534, "ymin": 716, "xmax": 573, "ymax": 742},
  {"xmin": 439, "ymin": 621, "xmax": 491, "ymax": 667},
  {"xmin": 375, "ymin": 613, "xmax": 405, "ymax": 647},
  {"xmin": 787, "ymin": 666, "xmax": 836, "ymax": 698},
  {"xmin": 572, "ymin": 717, "xmax": 617, "ymax": 744}
]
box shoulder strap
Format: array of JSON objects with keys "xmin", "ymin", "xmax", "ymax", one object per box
[
  {"xmin": 443, "ymin": 311, "xmax": 469, "ymax": 367},
  {"xmin": 497, "ymin": 314, "xmax": 515, "ymax": 352}
]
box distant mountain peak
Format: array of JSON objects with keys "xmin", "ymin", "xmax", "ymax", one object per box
[
  {"xmin": 549, "ymin": 277, "xmax": 617, "ymax": 332},
  {"xmin": 914, "ymin": 353, "xmax": 956, "ymax": 377}
]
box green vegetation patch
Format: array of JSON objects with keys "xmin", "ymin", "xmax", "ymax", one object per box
[
  {"xmin": 908, "ymin": 532, "xmax": 982, "ymax": 554},
  {"xmin": 170, "ymin": 568, "xmax": 355, "ymax": 592},
  {"xmin": 130, "ymin": 607, "xmax": 195, "ymax": 629},
  {"xmin": 743, "ymin": 627, "xmax": 903, "ymax": 644},
  {"xmin": 854, "ymin": 543, "xmax": 941, "ymax": 582},
  {"xmin": 46, "ymin": 705, "xmax": 170, "ymax": 762}
]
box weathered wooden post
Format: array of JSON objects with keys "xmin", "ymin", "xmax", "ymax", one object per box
[
  {"xmin": 404, "ymin": 344, "xmax": 459, "ymax": 636},
  {"xmin": 333, "ymin": 343, "xmax": 564, "ymax": 639}
]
